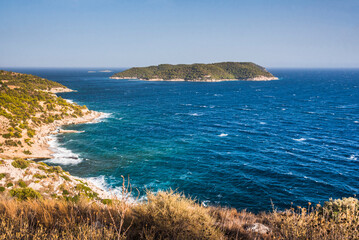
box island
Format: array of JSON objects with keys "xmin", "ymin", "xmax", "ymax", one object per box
[{"xmin": 110, "ymin": 62, "xmax": 278, "ymax": 82}]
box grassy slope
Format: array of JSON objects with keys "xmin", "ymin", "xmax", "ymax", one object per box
[{"xmin": 112, "ymin": 62, "xmax": 275, "ymax": 80}]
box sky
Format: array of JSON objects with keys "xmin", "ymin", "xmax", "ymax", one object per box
[{"xmin": 0, "ymin": 0, "xmax": 358, "ymax": 68}]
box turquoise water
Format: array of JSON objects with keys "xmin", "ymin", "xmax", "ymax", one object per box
[{"xmin": 7, "ymin": 68, "xmax": 359, "ymax": 212}]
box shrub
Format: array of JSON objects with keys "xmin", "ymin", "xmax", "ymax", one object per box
[
  {"xmin": 11, "ymin": 158, "xmax": 29, "ymax": 169},
  {"xmin": 33, "ymin": 173, "xmax": 47, "ymax": 179},
  {"xmin": 75, "ymin": 184, "xmax": 98, "ymax": 199},
  {"xmin": 18, "ymin": 180, "xmax": 27, "ymax": 188},
  {"xmin": 10, "ymin": 187, "xmax": 42, "ymax": 200},
  {"xmin": 0, "ymin": 186, "xmax": 5, "ymax": 192},
  {"xmin": 61, "ymin": 175, "xmax": 71, "ymax": 181},
  {"xmin": 23, "ymin": 150, "xmax": 32, "ymax": 155},
  {"xmin": 321, "ymin": 197, "xmax": 359, "ymax": 218},
  {"xmin": 13, "ymin": 131, "xmax": 22, "ymax": 138},
  {"xmin": 2, "ymin": 133, "xmax": 12, "ymax": 139},
  {"xmin": 38, "ymin": 162, "xmax": 48, "ymax": 166},
  {"xmin": 45, "ymin": 166, "xmax": 63, "ymax": 174},
  {"xmin": 0, "ymin": 173, "xmax": 6, "ymax": 180},
  {"xmin": 5, "ymin": 140, "xmax": 17, "ymax": 147},
  {"xmin": 6, "ymin": 182, "xmax": 13, "ymax": 188},
  {"xmin": 27, "ymin": 129, "xmax": 35, "ymax": 138},
  {"xmin": 129, "ymin": 190, "xmax": 223, "ymax": 240}
]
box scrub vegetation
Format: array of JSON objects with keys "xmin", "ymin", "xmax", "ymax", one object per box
[
  {"xmin": 0, "ymin": 70, "xmax": 87, "ymax": 156},
  {"xmin": 112, "ymin": 62, "xmax": 275, "ymax": 81}
]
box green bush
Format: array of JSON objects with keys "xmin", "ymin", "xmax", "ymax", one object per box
[
  {"xmin": 45, "ymin": 166, "xmax": 63, "ymax": 174},
  {"xmin": 11, "ymin": 158, "xmax": 29, "ymax": 169},
  {"xmin": 75, "ymin": 184, "xmax": 98, "ymax": 199},
  {"xmin": 33, "ymin": 173, "xmax": 47, "ymax": 179},
  {"xmin": 61, "ymin": 175, "xmax": 71, "ymax": 181},
  {"xmin": 0, "ymin": 173, "xmax": 6, "ymax": 180},
  {"xmin": 5, "ymin": 140, "xmax": 17, "ymax": 147},
  {"xmin": 0, "ymin": 186, "xmax": 5, "ymax": 192},
  {"xmin": 18, "ymin": 180, "xmax": 27, "ymax": 188},
  {"xmin": 27, "ymin": 129, "xmax": 35, "ymax": 138},
  {"xmin": 10, "ymin": 187, "xmax": 42, "ymax": 200},
  {"xmin": 23, "ymin": 150, "xmax": 32, "ymax": 155},
  {"xmin": 6, "ymin": 183, "xmax": 13, "ymax": 188}
]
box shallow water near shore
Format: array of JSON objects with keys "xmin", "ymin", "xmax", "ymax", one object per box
[{"xmin": 5, "ymin": 68, "xmax": 359, "ymax": 212}]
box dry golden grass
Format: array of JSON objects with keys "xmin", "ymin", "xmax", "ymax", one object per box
[
  {"xmin": 266, "ymin": 197, "xmax": 359, "ymax": 240},
  {"xmin": 0, "ymin": 185, "xmax": 358, "ymax": 240}
]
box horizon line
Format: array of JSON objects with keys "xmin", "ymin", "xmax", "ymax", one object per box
[{"xmin": 1, "ymin": 66, "xmax": 359, "ymax": 70}]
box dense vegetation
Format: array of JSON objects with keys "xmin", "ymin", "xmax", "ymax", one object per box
[
  {"xmin": 0, "ymin": 70, "xmax": 65, "ymax": 90},
  {"xmin": 112, "ymin": 62, "xmax": 275, "ymax": 81},
  {"xmin": 0, "ymin": 70, "xmax": 86, "ymax": 154}
]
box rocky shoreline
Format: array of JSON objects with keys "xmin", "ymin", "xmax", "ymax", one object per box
[{"xmin": 0, "ymin": 87, "xmax": 103, "ymax": 160}]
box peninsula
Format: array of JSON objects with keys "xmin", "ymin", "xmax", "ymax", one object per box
[
  {"xmin": 111, "ymin": 62, "xmax": 278, "ymax": 82},
  {"xmin": 0, "ymin": 70, "xmax": 101, "ymax": 159}
]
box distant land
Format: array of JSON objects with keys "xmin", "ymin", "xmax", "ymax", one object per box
[{"xmin": 111, "ymin": 62, "xmax": 278, "ymax": 82}]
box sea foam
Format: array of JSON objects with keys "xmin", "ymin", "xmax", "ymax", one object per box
[
  {"xmin": 218, "ymin": 133, "xmax": 228, "ymax": 137},
  {"xmin": 293, "ymin": 138, "xmax": 306, "ymax": 142},
  {"xmin": 86, "ymin": 175, "xmax": 136, "ymax": 202},
  {"xmin": 86, "ymin": 112, "xmax": 112, "ymax": 124},
  {"xmin": 45, "ymin": 135, "xmax": 83, "ymax": 165}
]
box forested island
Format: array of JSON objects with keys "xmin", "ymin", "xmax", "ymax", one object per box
[{"xmin": 111, "ymin": 62, "xmax": 278, "ymax": 82}]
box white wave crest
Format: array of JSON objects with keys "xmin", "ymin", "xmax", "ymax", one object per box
[
  {"xmin": 44, "ymin": 135, "xmax": 83, "ymax": 165},
  {"xmin": 218, "ymin": 133, "xmax": 228, "ymax": 137},
  {"xmin": 86, "ymin": 175, "xmax": 136, "ymax": 202},
  {"xmin": 293, "ymin": 138, "xmax": 306, "ymax": 142},
  {"xmin": 87, "ymin": 112, "xmax": 112, "ymax": 124}
]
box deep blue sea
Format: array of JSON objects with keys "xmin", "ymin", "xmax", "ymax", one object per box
[{"xmin": 5, "ymin": 68, "xmax": 359, "ymax": 212}]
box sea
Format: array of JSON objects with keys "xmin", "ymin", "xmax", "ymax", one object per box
[{"xmin": 4, "ymin": 68, "xmax": 359, "ymax": 212}]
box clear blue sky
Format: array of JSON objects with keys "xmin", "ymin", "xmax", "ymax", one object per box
[{"xmin": 0, "ymin": 0, "xmax": 358, "ymax": 68}]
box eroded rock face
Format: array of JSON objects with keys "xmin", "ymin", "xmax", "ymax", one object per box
[{"xmin": 246, "ymin": 223, "xmax": 271, "ymax": 234}]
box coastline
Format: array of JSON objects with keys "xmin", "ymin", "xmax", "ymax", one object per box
[
  {"xmin": 109, "ymin": 76, "xmax": 279, "ymax": 82},
  {"xmin": 0, "ymin": 87, "xmax": 104, "ymax": 160},
  {"xmin": 0, "ymin": 86, "xmax": 112, "ymax": 199}
]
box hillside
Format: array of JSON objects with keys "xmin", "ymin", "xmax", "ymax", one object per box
[
  {"xmin": 0, "ymin": 70, "xmax": 100, "ymax": 159},
  {"xmin": 111, "ymin": 62, "xmax": 278, "ymax": 81}
]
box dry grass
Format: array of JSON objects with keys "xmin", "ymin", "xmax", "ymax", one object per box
[
  {"xmin": 266, "ymin": 197, "xmax": 359, "ymax": 239},
  {"xmin": 0, "ymin": 182, "xmax": 358, "ymax": 239}
]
